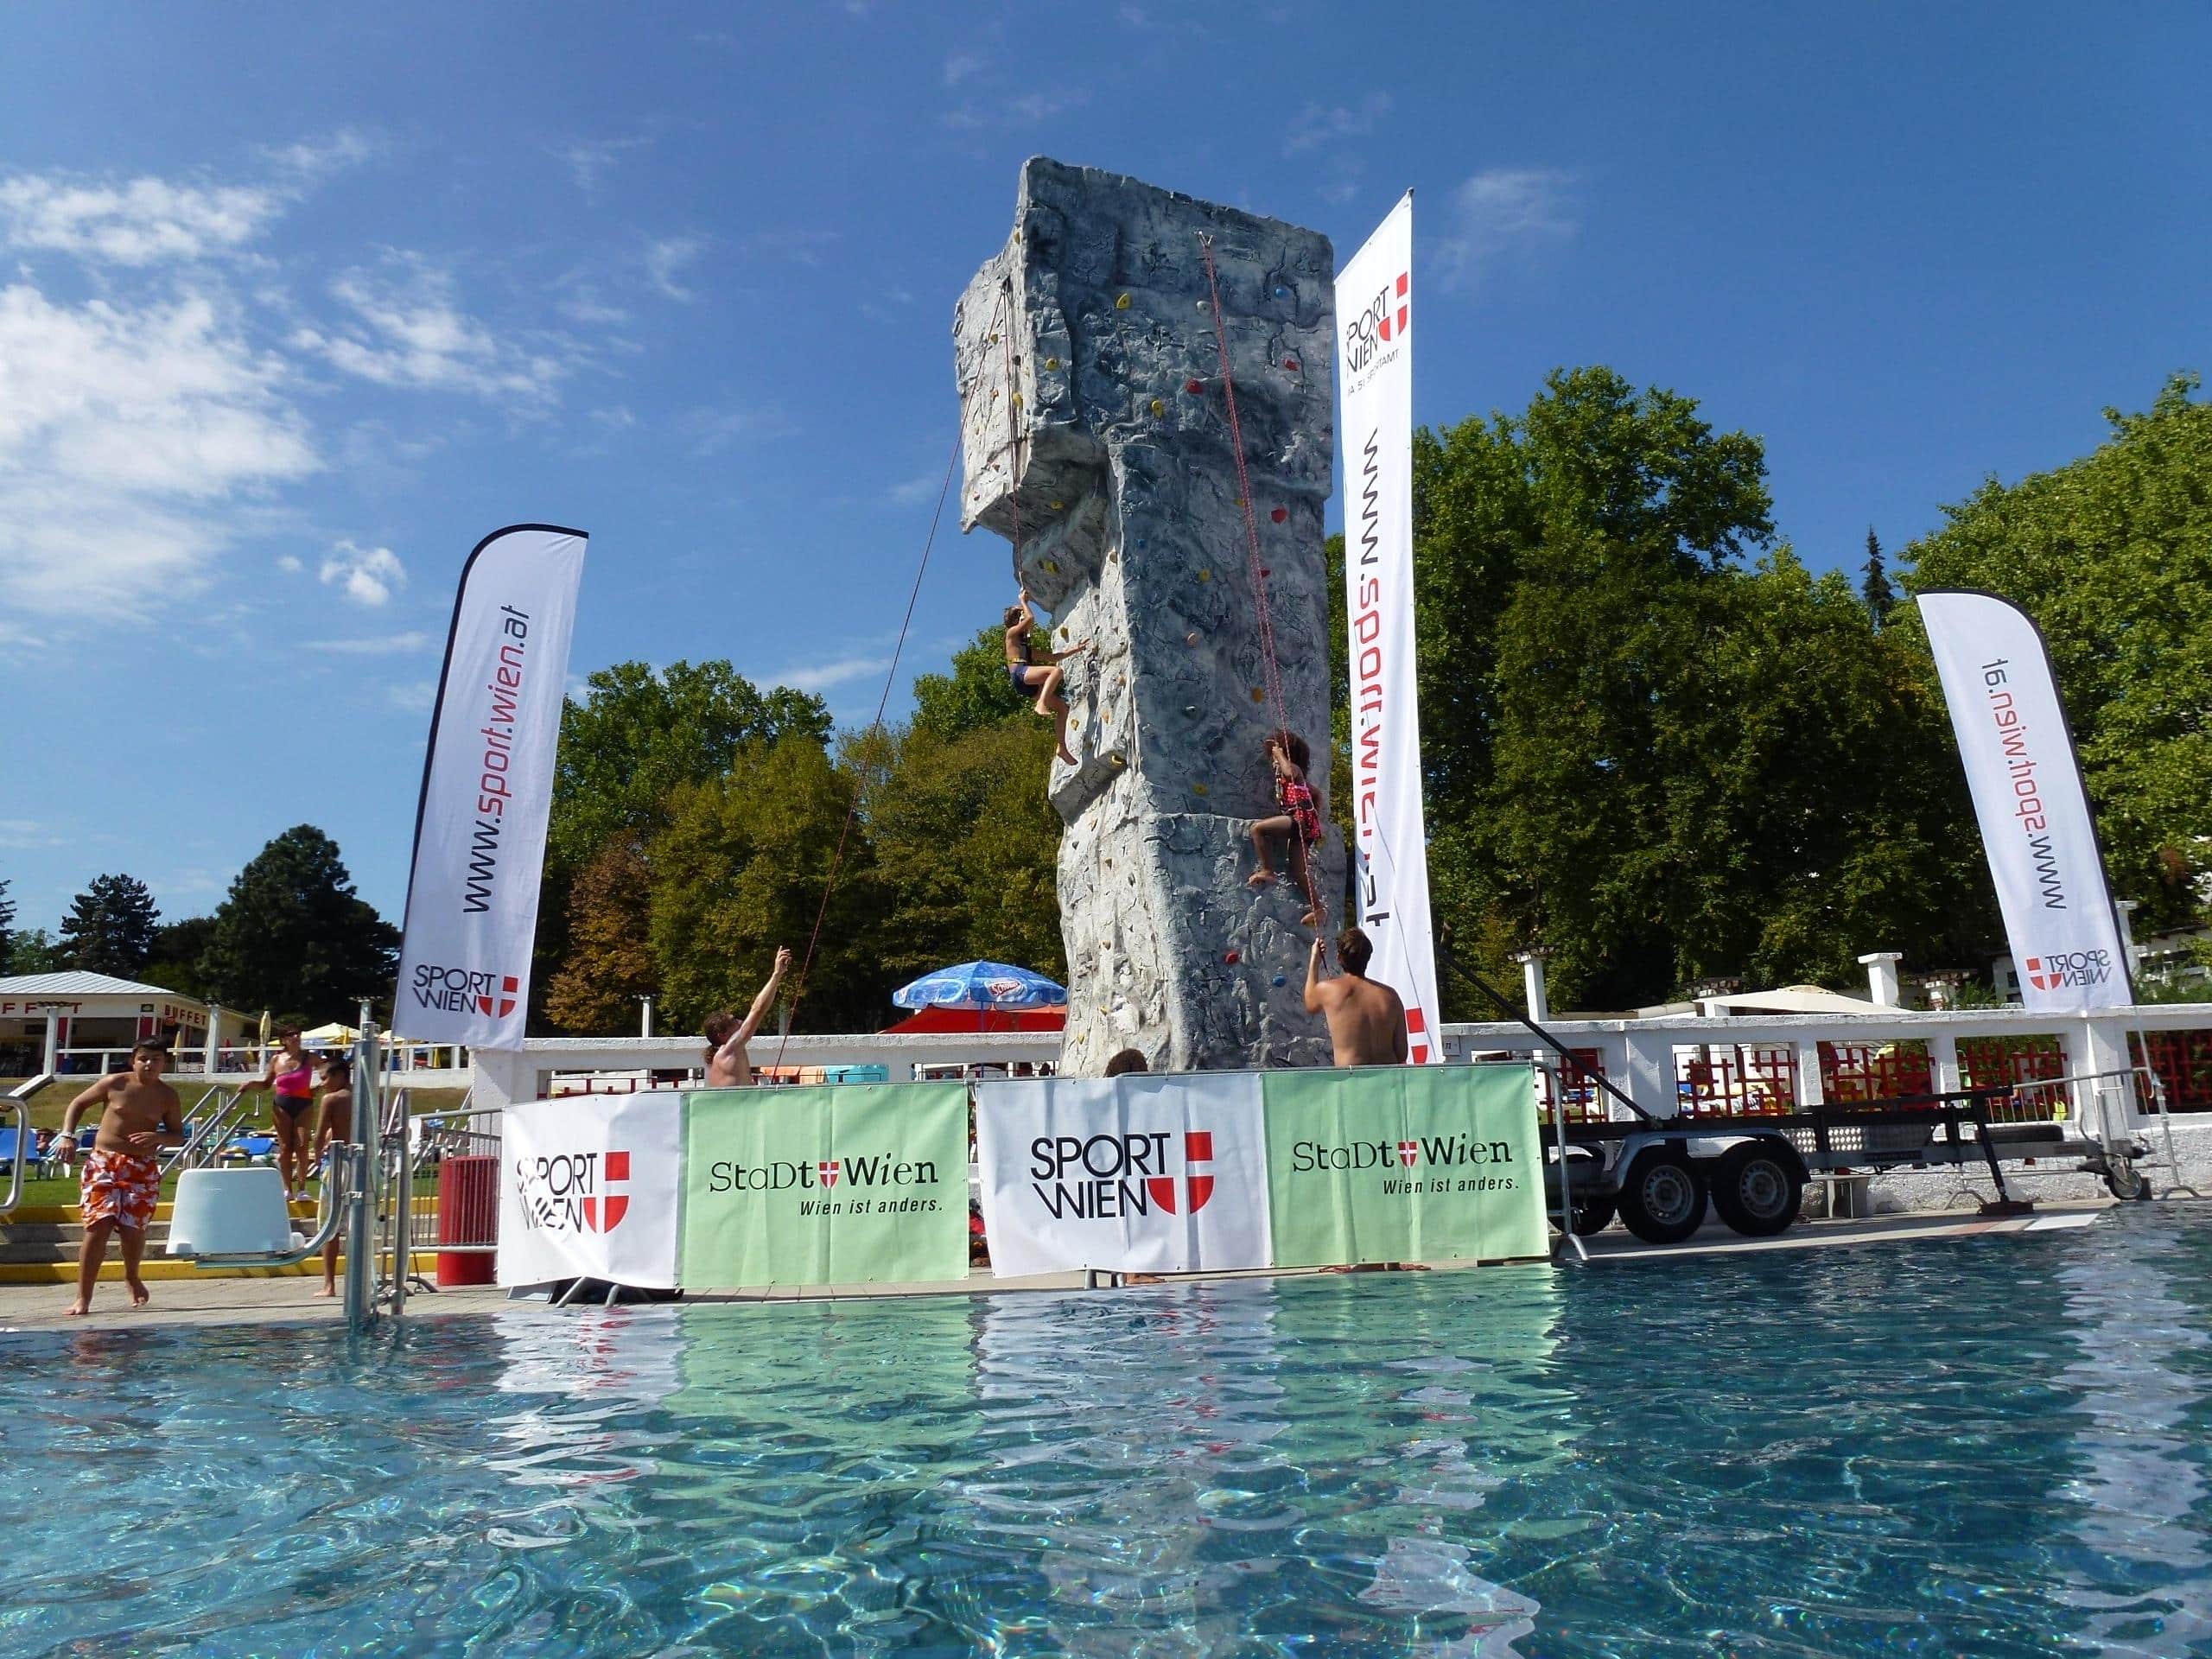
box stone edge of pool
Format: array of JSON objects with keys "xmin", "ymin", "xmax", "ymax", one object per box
[{"xmin": 0, "ymin": 1198, "xmax": 2143, "ymax": 1334}]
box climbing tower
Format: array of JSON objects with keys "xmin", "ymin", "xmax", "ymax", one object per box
[{"xmin": 954, "ymin": 157, "xmax": 1343, "ymax": 1072}]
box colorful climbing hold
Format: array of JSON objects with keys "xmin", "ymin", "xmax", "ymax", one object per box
[
  {"xmin": 1272, "ymin": 975, "xmax": 1287, "ymax": 988},
  {"xmin": 1115, "ymin": 293, "xmax": 1131, "ymax": 309},
  {"xmin": 1283, "ymin": 357, "xmax": 1300, "ymax": 372},
  {"xmin": 1041, "ymin": 558, "xmax": 1061, "ymax": 575},
  {"xmin": 1260, "ymin": 568, "xmax": 1271, "ymax": 578},
  {"xmin": 1273, "ymin": 285, "xmax": 1289, "ymax": 298},
  {"xmin": 1224, "ymin": 950, "xmax": 1241, "ymax": 964},
  {"xmin": 1192, "ymin": 783, "xmax": 1210, "ymax": 796},
  {"xmin": 1049, "ymin": 500, "xmax": 1065, "ymax": 511},
  {"xmin": 1185, "ymin": 632, "xmax": 1199, "ymax": 647},
  {"xmin": 1149, "ymin": 397, "xmax": 1165, "ymax": 417},
  {"xmin": 1010, "ymin": 392, "xmax": 1023, "ymax": 407},
  {"xmin": 1109, "ymin": 752, "xmax": 1126, "ymax": 767},
  {"xmin": 1183, "ymin": 702, "xmax": 1199, "ymax": 715},
  {"xmin": 1185, "ymin": 378, "xmax": 1205, "ymax": 393},
  {"xmin": 1250, "ymin": 687, "xmax": 1265, "ymax": 702},
  {"xmin": 1269, "ymin": 506, "xmax": 1288, "ymax": 524},
  {"xmin": 1197, "ymin": 569, "xmax": 1211, "ymax": 582},
  {"xmin": 1045, "ymin": 356, "xmax": 1060, "ymax": 371}
]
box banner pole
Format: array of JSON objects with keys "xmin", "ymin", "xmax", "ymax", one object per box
[{"xmin": 346, "ymin": 998, "xmax": 378, "ymax": 1332}]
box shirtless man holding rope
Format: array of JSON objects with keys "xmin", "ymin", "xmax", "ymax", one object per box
[
  {"xmin": 703, "ymin": 947, "xmax": 793, "ymax": 1087},
  {"xmin": 1304, "ymin": 928, "xmax": 1409, "ymax": 1068}
]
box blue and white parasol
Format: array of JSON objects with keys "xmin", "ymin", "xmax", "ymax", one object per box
[{"xmin": 891, "ymin": 960, "xmax": 1068, "ymax": 1012}]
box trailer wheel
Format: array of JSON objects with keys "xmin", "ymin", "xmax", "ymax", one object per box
[
  {"xmin": 1569, "ymin": 1194, "xmax": 1618, "ymax": 1236},
  {"xmin": 2104, "ymin": 1161, "xmax": 2152, "ymax": 1202},
  {"xmin": 1710, "ymin": 1141, "xmax": 1805, "ymax": 1236},
  {"xmin": 1618, "ymin": 1147, "xmax": 1707, "ymax": 1244}
]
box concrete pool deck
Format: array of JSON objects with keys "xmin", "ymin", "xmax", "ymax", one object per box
[{"xmin": 0, "ymin": 1196, "xmax": 2148, "ymax": 1334}]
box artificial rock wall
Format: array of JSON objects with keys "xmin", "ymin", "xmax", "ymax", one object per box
[{"xmin": 954, "ymin": 157, "xmax": 1343, "ymax": 1073}]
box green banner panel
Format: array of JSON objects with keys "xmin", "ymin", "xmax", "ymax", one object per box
[
  {"xmin": 680, "ymin": 1083, "xmax": 970, "ymax": 1287},
  {"xmin": 1262, "ymin": 1065, "xmax": 1548, "ymax": 1266}
]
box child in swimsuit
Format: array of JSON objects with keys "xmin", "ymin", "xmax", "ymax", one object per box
[
  {"xmin": 56, "ymin": 1036, "xmax": 185, "ymax": 1314},
  {"xmin": 1248, "ymin": 728, "xmax": 1326, "ymax": 928},
  {"xmin": 1003, "ymin": 590, "xmax": 1090, "ymax": 766}
]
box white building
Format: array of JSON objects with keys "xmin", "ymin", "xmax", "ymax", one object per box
[{"xmin": 0, "ymin": 972, "xmax": 253, "ymax": 1076}]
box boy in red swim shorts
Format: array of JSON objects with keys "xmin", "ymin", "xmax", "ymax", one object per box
[{"xmin": 55, "ymin": 1037, "xmax": 185, "ymax": 1315}]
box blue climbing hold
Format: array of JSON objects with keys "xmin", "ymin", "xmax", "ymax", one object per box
[{"xmin": 1271, "ymin": 975, "xmax": 1287, "ymax": 988}]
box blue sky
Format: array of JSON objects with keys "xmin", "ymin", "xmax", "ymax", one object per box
[{"xmin": 2, "ymin": 2, "xmax": 2207, "ymax": 935}]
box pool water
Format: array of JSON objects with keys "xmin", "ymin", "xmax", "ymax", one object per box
[{"xmin": 9, "ymin": 1206, "xmax": 2212, "ymax": 1656}]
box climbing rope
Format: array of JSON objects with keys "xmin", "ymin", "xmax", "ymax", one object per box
[
  {"xmin": 771, "ymin": 287, "xmax": 1013, "ymax": 1064},
  {"xmin": 1198, "ymin": 233, "xmax": 1325, "ymax": 927}
]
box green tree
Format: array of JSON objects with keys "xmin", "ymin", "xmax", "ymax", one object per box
[
  {"xmin": 57, "ymin": 874, "xmax": 160, "ymax": 976},
  {"xmin": 200, "ymin": 826, "xmax": 401, "ymax": 1022},
  {"xmin": 649, "ymin": 737, "xmax": 880, "ymax": 1033},
  {"xmin": 0, "ymin": 876, "xmax": 14, "ymax": 957},
  {"xmin": 549, "ymin": 660, "xmax": 833, "ymax": 871},
  {"xmin": 865, "ymin": 716, "xmax": 1065, "ymax": 986},
  {"xmin": 1900, "ymin": 372, "xmax": 2212, "ymax": 930},
  {"xmin": 1861, "ymin": 527, "xmax": 1895, "ymax": 628},
  {"xmin": 6, "ymin": 928, "xmax": 68, "ymax": 975},
  {"xmin": 143, "ymin": 916, "xmax": 218, "ymax": 1001},
  {"xmin": 912, "ymin": 624, "xmax": 1036, "ymax": 743},
  {"xmin": 542, "ymin": 835, "xmax": 657, "ymax": 1034}
]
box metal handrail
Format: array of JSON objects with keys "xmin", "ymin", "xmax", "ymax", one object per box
[
  {"xmin": 1, "ymin": 1074, "xmax": 52, "ymax": 1217},
  {"xmin": 163, "ymin": 1085, "xmax": 263, "ymax": 1174}
]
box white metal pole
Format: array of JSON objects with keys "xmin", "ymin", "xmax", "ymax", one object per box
[{"xmin": 346, "ymin": 999, "xmax": 378, "ymax": 1331}]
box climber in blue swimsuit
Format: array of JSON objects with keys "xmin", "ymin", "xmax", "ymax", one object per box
[{"xmin": 1003, "ymin": 590, "xmax": 1090, "ymax": 765}]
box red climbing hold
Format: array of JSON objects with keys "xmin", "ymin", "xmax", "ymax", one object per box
[
  {"xmin": 1269, "ymin": 506, "xmax": 1287, "ymax": 524},
  {"xmin": 1224, "ymin": 950, "xmax": 1241, "ymax": 965},
  {"xmin": 1184, "ymin": 378, "xmax": 1205, "ymax": 394},
  {"xmin": 1283, "ymin": 357, "xmax": 1300, "ymax": 371}
]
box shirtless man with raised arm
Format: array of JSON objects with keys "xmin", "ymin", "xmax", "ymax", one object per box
[
  {"xmin": 1304, "ymin": 927, "xmax": 1409, "ymax": 1068},
  {"xmin": 703, "ymin": 946, "xmax": 794, "ymax": 1087},
  {"xmin": 55, "ymin": 1037, "xmax": 187, "ymax": 1314}
]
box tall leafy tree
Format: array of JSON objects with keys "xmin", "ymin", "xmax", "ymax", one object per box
[
  {"xmin": 549, "ymin": 660, "xmax": 832, "ymax": 871},
  {"xmin": 200, "ymin": 826, "xmax": 401, "ymax": 1022},
  {"xmin": 7, "ymin": 930, "xmax": 69, "ymax": 975},
  {"xmin": 57, "ymin": 874, "xmax": 160, "ymax": 976},
  {"xmin": 542, "ymin": 836, "xmax": 657, "ymax": 1034},
  {"xmin": 649, "ymin": 736, "xmax": 882, "ymax": 1033},
  {"xmin": 142, "ymin": 916, "xmax": 219, "ymax": 1001},
  {"xmin": 1900, "ymin": 372, "xmax": 2212, "ymax": 930},
  {"xmin": 912, "ymin": 624, "xmax": 1042, "ymax": 743},
  {"xmin": 1861, "ymin": 527, "xmax": 1895, "ymax": 628},
  {"xmin": 0, "ymin": 876, "xmax": 13, "ymax": 968}
]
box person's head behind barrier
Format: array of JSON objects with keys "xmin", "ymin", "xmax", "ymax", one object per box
[
  {"xmin": 1336, "ymin": 927, "xmax": 1374, "ymax": 977},
  {"xmin": 1103, "ymin": 1048, "xmax": 1149, "ymax": 1077},
  {"xmin": 702, "ymin": 1011, "xmax": 739, "ymax": 1063}
]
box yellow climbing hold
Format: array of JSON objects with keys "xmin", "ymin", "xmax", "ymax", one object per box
[
  {"xmin": 1150, "ymin": 398, "xmax": 1165, "ymax": 417},
  {"xmin": 1050, "ymin": 499, "xmax": 1065, "ymax": 511},
  {"xmin": 1192, "ymin": 783, "xmax": 1210, "ymax": 797},
  {"xmin": 1115, "ymin": 293, "xmax": 1132, "ymax": 309},
  {"xmin": 1011, "ymin": 392, "xmax": 1023, "ymax": 407},
  {"xmin": 1109, "ymin": 753, "xmax": 1126, "ymax": 767},
  {"xmin": 1041, "ymin": 558, "xmax": 1061, "ymax": 575},
  {"xmin": 1198, "ymin": 569, "xmax": 1211, "ymax": 582},
  {"xmin": 1045, "ymin": 356, "xmax": 1060, "ymax": 370},
  {"xmin": 1251, "ymin": 687, "xmax": 1266, "ymax": 702}
]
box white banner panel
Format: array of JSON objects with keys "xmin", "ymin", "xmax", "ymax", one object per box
[
  {"xmin": 395, "ymin": 525, "xmax": 587, "ymax": 1048},
  {"xmin": 976, "ymin": 1072, "xmax": 1271, "ymax": 1278},
  {"xmin": 1336, "ymin": 194, "xmax": 1442, "ymax": 1062},
  {"xmin": 1920, "ymin": 589, "xmax": 2133, "ymax": 1011},
  {"xmin": 499, "ymin": 1091, "xmax": 683, "ymax": 1288}
]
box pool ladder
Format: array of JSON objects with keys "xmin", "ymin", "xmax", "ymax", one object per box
[{"xmin": 0, "ymin": 1074, "xmax": 53, "ymax": 1217}]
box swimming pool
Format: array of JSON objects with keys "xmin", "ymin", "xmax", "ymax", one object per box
[{"xmin": 8, "ymin": 1206, "xmax": 2212, "ymax": 1655}]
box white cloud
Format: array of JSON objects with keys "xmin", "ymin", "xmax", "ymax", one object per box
[
  {"xmin": 259, "ymin": 130, "xmax": 380, "ymax": 180},
  {"xmin": 943, "ymin": 89, "xmax": 1090, "ymax": 130},
  {"xmin": 387, "ymin": 679, "xmax": 437, "ymax": 713},
  {"xmin": 560, "ymin": 136, "xmax": 649, "ymax": 196},
  {"xmin": 1433, "ymin": 167, "xmax": 1580, "ymax": 292},
  {"xmin": 1284, "ymin": 93, "xmax": 1393, "ymax": 157},
  {"xmin": 772, "ymin": 654, "xmax": 890, "ymax": 693},
  {"xmin": 0, "ymin": 174, "xmax": 283, "ymax": 265},
  {"xmin": 314, "ymin": 630, "xmax": 430, "ymax": 654},
  {"xmin": 944, "ymin": 52, "xmax": 982, "ymax": 86},
  {"xmin": 888, "ymin": 470, "xmax": 944, "ymax": 505},
  {"xmin": 320, "ymin": 540, "xmax": 407, "ymax": 607},
  {"xmin": 293, "ymin": 258, "xmax": 564, "ymax": 398},
  {"xmin": 276, "ymin": 553, "xmax": 303, "ymax": 573},
  {"xmin": 683, "ymin": 403, "xmax": 797, "ymax": 455},
  {"xmin": 645, "ymin": 236, "xmax": 702, "ymax": 301},
  {"xmin": 0, "ymin": 283, "xmax": 318, "ymax": 621},
  {"xmin": 740, "ymin": 229, "xmax": 838, "ymax": 268}
]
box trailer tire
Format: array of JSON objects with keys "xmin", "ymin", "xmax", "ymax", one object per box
[
  {"xmin": 1550, "ymin": 1192, "xmax": 1618, "ymax": 1236},
  {"xmin": 1710, "ymin": 1141, "xmax": 1805, "ymax": 1236},
  {"xmin": 2104, "ymin": 1161, "xmax": 2152, "ymax": 1202},
  {"xmin": 1618, "ymin": 1147, "xmax": 1707, "ymax": 1244}
]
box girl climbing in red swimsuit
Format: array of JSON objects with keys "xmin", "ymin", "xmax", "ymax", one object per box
[{"xmin": 1249, "ymin": 729, "xmax": 1326, "ymax": 928}]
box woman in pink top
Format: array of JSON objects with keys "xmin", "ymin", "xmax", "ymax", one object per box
[{"xmin": 240, "ymin": 1026, "xmax": 317, "ymax": 1199}]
